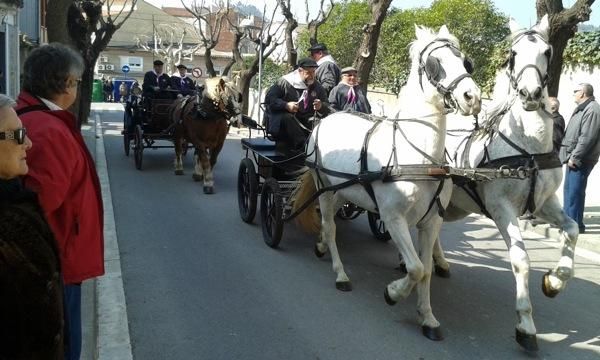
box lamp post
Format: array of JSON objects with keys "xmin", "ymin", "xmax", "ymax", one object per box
[{"xmin": 240, "ymin": 18, "xmax": 264, "ymax": 123}]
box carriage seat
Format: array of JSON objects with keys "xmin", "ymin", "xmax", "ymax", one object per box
[{"xmin": 241, "ymin": 137, "xmax": 276, "ymax": 151}]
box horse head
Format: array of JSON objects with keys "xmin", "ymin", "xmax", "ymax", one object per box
[
  {"xmin": 506, "ymin": 15, "xmax": 552, "ymax": 111},
  {"xmin": 202, "ymin": 77, "xmax": 243, "ymax": 120},
  {"xmin": 409, "ymin": 24, "xmax": 481, "ymax": 116}
]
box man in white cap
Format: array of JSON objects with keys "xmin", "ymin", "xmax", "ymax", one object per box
[{"xmin": 329, "ymin": 66, "xmax": 371, "ymax": 113}]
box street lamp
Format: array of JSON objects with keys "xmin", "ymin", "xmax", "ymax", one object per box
[{"xmin": 240, "ymin": 18, "xmax": 264, "ymax": 123}]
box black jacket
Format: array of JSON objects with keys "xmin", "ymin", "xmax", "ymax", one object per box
[
  {"xmin": 0, "ymin": 179, "xmax": 64, "ymax": 360},
  {"xmin": 142, "ymin": 71, "xmax": 171, "ymax": 95},
  {"xmin": 170, "ymin": 75, "xmax": 196, "ymax": 94}
]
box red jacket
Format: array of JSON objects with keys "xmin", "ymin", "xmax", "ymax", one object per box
[{"xmin": 17, "ymin": 92, "xmax": 104, "ymax": 284}]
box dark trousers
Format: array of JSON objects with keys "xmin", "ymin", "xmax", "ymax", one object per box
[
  {"xmin": 64, "ymin": 284, "xmax": 82, "ymax": 360},
  {"xmin": 278, "ymin": 113, "xmax": 311, "ymax": 151},
  {"xmin": 563, "ymin": 164, "xmax": 594, "ymax": 231}
]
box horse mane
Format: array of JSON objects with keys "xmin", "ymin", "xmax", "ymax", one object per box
[{"xmin": 203, "ymin": 77, "xmax": 224, "ymax": 102}]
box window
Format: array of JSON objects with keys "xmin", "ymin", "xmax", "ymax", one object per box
[{"xmin": 120, "ymin": 56, "xmax": 143, "ymax": 72}]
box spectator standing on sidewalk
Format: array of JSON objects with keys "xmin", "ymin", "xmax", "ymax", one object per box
[
  {"xmin": 328, "ymin": 66, "xmax": 371, "ymax": 113},
  {"xmin": 309, "ymin": 43, "xmax": 341, "ymax": 95},
  {"xmin": 548, "ymin": 97, "xmax": 565, "ymax": 154},
  {"xmin": 559, "ymin": 83, "xmax": 600, "ymax": 234},
  {"xmin": 15, "ymin": 43, "xmax": 105, "ymax": 360},
  {"xmin": 0, "ymin": 94, "xmax": 65, "ymax": 360}
]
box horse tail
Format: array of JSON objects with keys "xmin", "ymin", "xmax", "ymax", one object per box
[{"xmin": 291, "ymin": 171, "xmax": 321, "ymax": 234}]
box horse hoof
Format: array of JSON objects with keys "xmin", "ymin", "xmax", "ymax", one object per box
[
  {"xmin": 422, "ymin": 326, "xmax": 444, "ymax": 341},
  {"xmin": 203, "ymin": 186, "xmax": 214, "ymax": 194},
  {"xmin": 192, "ymin": 174, "xmax": 203, "ymax": 182},
  {"xmin": 395, "ymin": 263, "xmax": 407, "ymax": 273},
  {"xmin": 174, "ymin": 169, "xmax": 184, "ymax": 175},
  {"xmin": 314, "ymin": 245, "xmax": 326, "ymax": 258},
  {"xmin": 384, "ymin": 287, "xmax": 397, "ymax": 306},
  {"xmin": 542, "ymin": 271, "xmax": 559, "ymax": 298},
  {"xmin": 434, "ymin": 265, "xmax": 451, "ymax": 278},
  {"xmin": 516, "ymin": 328, "xmax": 538, "ymax": 352},
  {"xmin": 336, "ymin": 281, "xmax": 352, "ymax": 292}
]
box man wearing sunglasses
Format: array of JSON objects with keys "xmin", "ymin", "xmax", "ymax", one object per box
[
  {"xmin": 328, "ymin": 66, "xmax": 371, "ymax": 114},
  {"xmin": 559, "ymin": 83, "xmax": 600, "ymax": 234},
  {"xmin": 15, "ymin": 43, "xmax": 104, "ymax": 360}
]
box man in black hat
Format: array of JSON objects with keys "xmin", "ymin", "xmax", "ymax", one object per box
[
  {"xmin": 309, "ymin": 43, "xmax": 341, "ymax": 95},
  {"xmin": 329, "ymin": 66, "xmax": 371, "ymax": 113},
  {"xmin": 264, "ymin": 57, "xmax": 331, "ymax": 152},
  {"xmin": 142, "ymin": 59, "xmax": 171, "ymax": 101},
  {"xmin": 171, "ymin": 64, "xmax": 196, "ymax": 96}
]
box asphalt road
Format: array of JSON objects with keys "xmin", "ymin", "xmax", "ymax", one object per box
[{"xmin": 97, "ymin": 108, "xmax": 600, "ymax": 360}]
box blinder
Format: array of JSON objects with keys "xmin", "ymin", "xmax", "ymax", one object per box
[{"xmin": 506, "ymin": 30, "xmax": 552, "ymax": 90}]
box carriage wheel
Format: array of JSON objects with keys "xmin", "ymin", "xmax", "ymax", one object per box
[
  {"xmin": 260, "ymin": 178, "xmax": 284, "ymax": 248},
  {"xmin": 123, "ymin": 131, "xmax": 130, "ymax": 157},
  {"xmin": 237, "ymin": 158, "xmax": 258, "ymax": 223},
  {"xmin": 367, "ymin": 211, "xmax": 391, "ymax": 241},
  {"xmin": 336, "ymin": 202, "xmax": 362, "ymax": 220},
  {"xmin": 134, "ymin": 124, "xmax": 144, "ymax": 170}
]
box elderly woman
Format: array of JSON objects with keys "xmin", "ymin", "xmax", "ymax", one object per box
[
  {"xmin": 0, "ymin": 94, "xmax": 64, "ymax": 359},
  {"xmin": 16, "ymin": 43, "xmax": 104, "ymax": 360}
]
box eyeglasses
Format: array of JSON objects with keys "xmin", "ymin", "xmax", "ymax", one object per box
[
  {"xmin": 0, "ymin": 128, "xmax": 27, "ymax": 145},
  {"xmin": 68, "ymin": 78, "xmax": 82, "ymax": 88}
]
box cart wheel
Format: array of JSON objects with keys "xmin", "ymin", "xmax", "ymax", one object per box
[
  {"xmin": 237, "ymin": 158, "xmax": 258, "ymax": 223},
  {"xmin": 260, "ymin": 178, "xmax": 284, "ymax": 248},
  {"xmin": 367, "ymin": 211, "xmax": 391, "ymax": 241},
  {"xmin": 134, "ymin": 124, "xmax": 144, "ymax": 170},
  {"xmin": 123, "ymin": 131, "xmax": 130, "ymax": 156},
  {"xmin": 336, "ymin": 202, "xmax": 362, "ymax": 220}
]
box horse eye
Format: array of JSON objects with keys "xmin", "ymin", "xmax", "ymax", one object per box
[
  {"xmin": 464, "ymin": 58, "xmax": 474, "ymax": 74},
  {"xmin": 544, "ymin": 47, "xmax": 552, "ymax": 59}
]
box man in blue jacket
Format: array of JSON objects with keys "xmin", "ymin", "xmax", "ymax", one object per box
[{"xmin": 560, "ymin": 83, "xmax": 600, "ymax": 233}]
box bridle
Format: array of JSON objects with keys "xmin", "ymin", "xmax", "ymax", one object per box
[
  {"xmin": 417, "ymin": 39, "xmax": 474, "ymax": 110},
  {"xmin": 506, "ymin": 30, "xmax": 552, "ymax": 91}
]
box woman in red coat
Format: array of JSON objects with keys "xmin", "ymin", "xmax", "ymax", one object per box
[{"xmin": 16, "ymin": 43, "xmax": 104, "ymax": 360}]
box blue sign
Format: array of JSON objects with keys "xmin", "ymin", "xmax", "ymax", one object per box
[{"xmin": 122, "ymin": 65, "xmax": 130, "ymax": 73}]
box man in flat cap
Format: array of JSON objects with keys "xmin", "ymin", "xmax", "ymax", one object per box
[
  {"xmin": 309, "ymin": 43, "xmax": 341, "ymax": 95},
  {"xmin": 329, "ymin": 66, "xmax": 371, "ymax": 113},
  {"xmin": 171, "ymin": 64, "xmax": 196, "ymax": 96},
  {"xmin": 264, "ymin": 57, "xmax": 332, "ymax": 152},
  {"xmin": 142, "ymin": 59, "xmax": 171, "ymax": 104}
]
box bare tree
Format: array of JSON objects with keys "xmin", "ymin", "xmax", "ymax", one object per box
[
  {"xmin": 305, "ymin": 0, "xmax": 335, "ymax": 47},
  {"xmin": 228, "ymin": 4, "xmax": 284, "ymax": 115},
  {"xmin": 182, "ymin": 0, "xmax": 230, "ymax": 77},
  {"xmin": 536, "ymin": 0, "xmax": 595, "ymax": 96},
  {"xmin": 353, "ymin": 0, "xmax": 392, "ymax": 92},
  {"xmin": 57, "ymin": 0, "xmax": 137, "ymax": 127},
  {"xmin": 136, "ymin": 24, "xmax": 200, "ymax": 74},
  {"xmin": 277, "ymin": 0, "xmax": 298, "ymax": 69}
]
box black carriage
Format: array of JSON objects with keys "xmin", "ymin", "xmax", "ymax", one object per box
[
  {"xmin": 123, "ymin": 88, "xmax": 187, "ymax": 170},
  {"xmin": 236, "ymin": 116, "xmax": 390, "ymax": 248}
]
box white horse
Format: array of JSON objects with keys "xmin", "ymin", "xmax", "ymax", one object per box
[
  {"xmin": 433, "ymin": 15, "xmax": 578, "ymax": 351},
  {"xmin": 292, "ymin": 24, "xmax": 481, "ymax": 340}
]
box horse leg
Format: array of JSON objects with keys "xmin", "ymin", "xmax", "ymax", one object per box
[
  {"xmin": 318, "ymin": 192, "xmax": 352, "ymax": 291},
  {"xmin": 384, "ymin": 216, "xmax": 423, "ymax": 301},
  {"xmin": 173, "ymin": 131, "xmax": 184, "ymax": 175},
  {"xmin": 198, "ymin": 146, "xmax": 215, "ymax": 194},
  {"xmin": 415, "ymin": 218, "xmax": 444, "ymax": 340},
  {"xmin": 192, "ymin": 148, "xmax": 204, "ymax": 182},
  {"xmin": 490, "ymin": 206, "xmax": 538, "ymax": 352},
  {"xmin": 432, "ymin": 236, "xmax": 451, "ymax": 278},
  {"xmin": 535, "ymin": 195, "xmax": 579, "ymax": 297},
  {"xmin": 314, "ymin": 193, "xmax": 345, "ymax": 258}
]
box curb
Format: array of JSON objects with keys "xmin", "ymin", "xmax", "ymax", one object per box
[{"xmin": 94, "ymin": 114, "xmax": 134, "ymax": 359}]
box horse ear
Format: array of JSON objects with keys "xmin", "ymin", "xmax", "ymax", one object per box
[
  {"xmin": 438, "ymin": 25, "xmax": 450, "ymax": 38},
  {"xmin": 414, "ymin": 24, "xmax": 427, "ymax": 40},
  {"xmin": 509, "ymin": 17, "xmax": 524, "ymax": 34},
  {"xmin": 535, "ymin": 14, "xmax": 550, "ymax": 39}
]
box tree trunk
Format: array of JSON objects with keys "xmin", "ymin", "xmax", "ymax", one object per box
[
  {"xmin": 353, "ymin": 0, "xmax": 392, "ymax": 92},
  {"xmin": 46, "ymin": 0, "xmax": 74, "ymax": 45},
  {"xmin": 205, "ymin": 49, "xmax": 217, "ymax": 77}
]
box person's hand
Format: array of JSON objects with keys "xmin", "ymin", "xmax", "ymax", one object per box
[
  {"xmin": 568, "ymin": 159, "xmax": 577, "ymax": 169},
  {"xmin": 153, "ymin": 86, "xmax": 160, "ymax": 92},
  {"xmin": 313, "ymin": 99, "xmax": 322, "ymax": 111},
  {"xmin": 286, "ymin": 101, "xmax": 299, "ymax": 113}
]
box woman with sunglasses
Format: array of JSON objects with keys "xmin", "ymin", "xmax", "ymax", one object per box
[
  {"xmin": 15, "ymin": 43, "xmax": 104, "ymax": 360},
  {"xmin": 0, "ymin": 94, "xmax": 65, "ymax": 359}
]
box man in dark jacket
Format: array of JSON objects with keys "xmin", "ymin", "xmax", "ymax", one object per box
[
  {"xmin": 171, "ymin": 64, "xmax": 196, "ymax": 95},
  {"xmin": 559, "ymin": 83, "xmax": 600, "ymax": 234},
  {"xmin": 548, "ymin": 97, "xmax": 565, "ymax": 154},
  {"xmin": 142, "ymin": 60, "xmax": 171, "ymax": 105},
  {"xmin": 264, "ymin": 57, "xmax": 332, "ymax": 151},
  {"xmin": 309, "ymin": 43, "xmax": 341, "ymax": 95},
  {"xmin": 329, "ymin": 66, "xmax": 371, "ymax": 113}
]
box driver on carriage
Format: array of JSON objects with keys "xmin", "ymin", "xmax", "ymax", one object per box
[
  {"xmin": 142, "ymin": 59, "xmax": 172, "ymax": 109},
  {"xmin": 170, "ymin": 64, "xmax": 196, "ymax": 96},
  {"xmin": 263, "ymin": 57, "xmax": 332, "ymax": 153}
]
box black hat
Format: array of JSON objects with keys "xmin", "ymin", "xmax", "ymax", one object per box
[
  {"xmin": 297, "ymin": 57, "xmax": 318, "ymax": 68},
  {"xmin": 308, "ymin": 43, "xmax": 327, "ymax": 52},
  {"xmin": 176, "ymin": 64, "xmax": 187, "ymax": 70},
  {"xmin": 341, "ymin": 66, "xmax": 357, "ymax": 74},
  {"xmin": 153, "ymin": 60, "xmax": 164, "ymax": 66}
]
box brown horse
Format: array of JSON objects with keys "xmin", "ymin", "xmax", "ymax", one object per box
[{"xmin": 170, "ymin": 77, "xmax": 242, "ymax": 194}]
